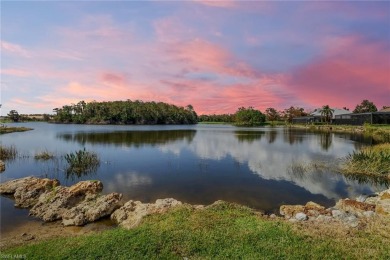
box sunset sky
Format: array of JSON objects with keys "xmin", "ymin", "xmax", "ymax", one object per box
[{"xmin": 1, "ymin": 1, "xmax": 389, "ymax": 115}]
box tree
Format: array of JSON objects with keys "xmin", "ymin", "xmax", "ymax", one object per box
[
  {"xmin": 353, "ymin": 100, "xmax": 377, "ymax": 113},
  {"xmin": 234, "ymin": 107, "xmax": 266, "ymax": 126},
  {"xmin": 7, "ymin": 110, "xmax": 20, "ymax": 122},
  {"xmin": 282, "ymin": 106, "xmax": 307, "ymax": 123},
  {"xmin": 265, "ymin": 107, "xmax": 280, "ymax": 122},
  {"xmin": 319, "ymin": 105, "xmax": 334, "ymax": 123}
]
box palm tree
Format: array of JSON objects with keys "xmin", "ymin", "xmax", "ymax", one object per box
[{"xmin": 319, "ymin": 105, "xmax": 334, "ymax": 124}]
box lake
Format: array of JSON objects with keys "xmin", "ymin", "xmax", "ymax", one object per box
[{"xmin": 0, "ymin": 122, "xmax": 387, "ymax": 233}]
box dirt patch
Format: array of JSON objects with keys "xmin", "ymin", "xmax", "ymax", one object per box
[{"xmin": 0, "ymin": 218, "xmax": 115, "ymax": 250}]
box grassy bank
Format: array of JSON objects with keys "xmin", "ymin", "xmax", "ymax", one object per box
[
  {"xmin": 289, "ymin": 124, "xmax": 390, "ymax": 143},
  {"xmin": 341, "ymin": 143, "xmax": 390, "ymax": 180},
  {"xmin": 0, "ymin": 126, "xmax": 33, "ymax": 134},
  {"xmin": 3, "ymin": 202, "xmax": 390, "ymax": 259}
]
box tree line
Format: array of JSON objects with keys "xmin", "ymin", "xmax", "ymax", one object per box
[
  {"xmin": 52, "ymin": 100, "xmax": 198, "ymax": 124},
  {"xmin": 4, "ymin": 99, "xmax": 386, "ymax": 125}
]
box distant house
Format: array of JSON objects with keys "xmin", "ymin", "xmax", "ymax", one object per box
[
  {"xmin": 334, "ymin": 111, "xmax": 390, "ymax": 125},
  {"xmin": 292, "ymin": 108, "xmax": 350, "ymax": 124}
]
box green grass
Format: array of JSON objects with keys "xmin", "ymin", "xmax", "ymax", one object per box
[
  {"xmin": 0, "ymin": 145, "xmax": 17, "ymax": 161},
  {"xmin": 3, "ymin": 202, "xmax": 390, "ymax": 259},
  {"xmin": 65, "ymin": 148, "xmax": 100, "ymax": 176},
  {"xmin": 34, "ymin": 150, "xmax": 55, "ymax": 160},
  {"xmin": 342, "ymin": 143, "xmax": 390, "ymax": 179}
]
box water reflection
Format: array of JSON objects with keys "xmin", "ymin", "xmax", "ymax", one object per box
[
  {"xmin": 267, "ymin": 130, "xmax": 277, "ymax": 144},
  {"xmin": 319, "ymin": 132, "xmax": 333, "ymax": 151},
  {"xmin": 57, "ymin": 130, "xmax": 196, "ymax": 147},
  {"xmin": 234, "ymin": 131, "xmax": 265, "ymax": 143},
  {"xmin": 283, "ymin": 129, "xmax": 304, "ymax": 145},
  {"xmin": 0, "ymin": 123, "xmax": 385, "ymax": 215}
]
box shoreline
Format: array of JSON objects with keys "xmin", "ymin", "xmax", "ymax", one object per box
[{"xmin": 1, "ymin": 177, "xmax": 389, "ymax": 251}]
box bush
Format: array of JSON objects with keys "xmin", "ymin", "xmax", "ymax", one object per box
[{"xmin": 233, "ymin": 107, "xmax": 266, "ymax": 126}]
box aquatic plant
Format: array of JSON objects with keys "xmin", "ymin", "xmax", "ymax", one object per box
[
  {"xmin": 34, "ymin": 150, "xmax": 55, "ymax": 160},
  {"xmin": 64, "ymin": 148, "xmax": 100, "ymax": 176},
  {"xmin": 0, "ymin": 145, "xmax": 17, "ymax": 160},
  {"xmin": 342, "ymin": 144, "xmax": 390, "ymax": 178}
]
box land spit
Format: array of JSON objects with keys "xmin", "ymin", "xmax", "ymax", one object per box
[{"xmin": 1, "ymin": 177, "xmax": 389, "ymax": 248}]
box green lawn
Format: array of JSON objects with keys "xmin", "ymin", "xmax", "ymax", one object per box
[{"xmin": 3, "ymin": 202, "xmax": 389, "ymax": 259}]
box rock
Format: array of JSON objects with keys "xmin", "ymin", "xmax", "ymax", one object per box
[
  {"xmin": 344, "ymin": 215, "xmax": 359, "ymax": 228},
  {"xmin": 30, "ymin": 180, "xmax": 103, "ymax": 222},
  {"xmin": 111, "ymin": 198, "xmax": 182, "ymax": 229},
  {"xmin": 335, "ymin": 199, "xmax": 375, "ymax": 215},
  {"xmin": 0, "ymin": 176, "xmax": 60, "ymax": 208},
  {"xmin": 356, "ymin": 195, "xmax": 368, "ymax": 203},
  {"xmin": 21, "ymin": 233, "xmax": 35, "ymax": 241},
  {"xmin": 363, "ymin": 211, "xmax": 375, "ymax": 218},
  {"xmin": 295, "ymin": 212, "xmax": 307, "ymax": 221},
  {"xmin": 62, "ymin": 193, "xmax": 122, "ymax": 226},
  {"xmin": 379, "ymin": 189, "xmax": 390, "ymax": 200},
  {"xmin": 375, "ymin": 190, "xmax": 390, "ymax": 215},
  {"xmin": 331, "ymin": 210, "xmax": 344, "ymax": 218},
  {"xmin": 0, "ymin": 160, "xmax": 5, "ymax": 172},
  {"xmin": 269, "ymin": 214, "xmax": 277, "ymax": 219},
  {"xmin": 305, "ymin": 201, "xmax": 325, "ymax": 211},
  {"xmin": 280, "ymin": 205, "xmax": 305, "ymax": 218},
  {"xmin": 316, "ymin": 215, "xmax": 333, "ymax": 223}
]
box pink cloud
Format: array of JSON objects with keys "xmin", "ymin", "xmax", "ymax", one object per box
[
  {"xmin": 1, "ymin": 40, "xmax": 32, "ymax": 58},
  {"xmin": 287, "ymin": 35, "xmax": 390, "ymax": 109},
  {"xmin": 163, "ymin": 39, "xmax": 256, "ymax": 78},
  {"xmin": 0, "ymin": 68, "xmax": 31, "ymax": 77},
  {"xmin": 193, "ymin": 0, "xmax": 236, "ymax": 8}
]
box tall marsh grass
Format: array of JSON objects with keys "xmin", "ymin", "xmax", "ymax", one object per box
[
  {"xmin": 342, "ymin": 144, "xmax": 390, "ymax": 178},
  {"xmin": 65, "ymin": 148, "xmax": 100, "ymax": 175},
  {"xmin": 0, "ymin": 145, "xmax": 17, "ymax": 160},
  {"xmin": 34, "ymin": 150, "xmax": 55, "ymax": 160}
]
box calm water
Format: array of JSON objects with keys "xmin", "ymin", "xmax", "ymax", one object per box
[{"xmin": 0, "ymin": 122, "xmax": 387, "ymax": 233}]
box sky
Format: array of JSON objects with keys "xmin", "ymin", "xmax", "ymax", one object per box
[{"xmin": 1, "ymin": 1, "xmax": 389, "ymax": 115}]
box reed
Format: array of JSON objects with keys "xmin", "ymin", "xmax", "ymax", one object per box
[
  {"xmin": 64, "ymin": 148, "xmax": 100, "ymax": 175},
  {"xmin": 342, "ymin": 143, "xmax": 390, "ymax": 178},
  {"xmin": 0, "ymin": 145, "xmax": 17, "ymax": 160},
  {"xmin": 34, "ymin": 150, "xmax": 55, "ymax": 160}
]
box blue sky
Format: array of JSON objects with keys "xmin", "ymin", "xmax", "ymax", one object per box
[{"xmin": 1, "ymin": 1, "xmax": 389, "ymax": 114}]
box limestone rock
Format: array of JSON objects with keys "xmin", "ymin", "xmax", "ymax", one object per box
[
  {"xmin": 279, "ymin": 205, "xmax": 305, "ymax": 218},
  {"xmin": 62, "ymin": 193, "xmax": 123, "ymax": 226},
  {"xmin": 0, "ymin": 176, "xmax": 60, "ymax": 208},
  {"xmin": 30, "ymin": 180, "xmax": 103, "ymax": 222},
  {"xmin": 335, "ymin": 199, "xmax": 375, "ymax": 216},
  {"xmin": 295, "ymin": 212, "xmax": 307, "ymax": 221},
  {"xmin": 111, "ymin": 198, "xmax": 182, "ymax": 229},
  {"xmin": 375, "ymin": 190, "xmax": 390, "ymax": 215}
]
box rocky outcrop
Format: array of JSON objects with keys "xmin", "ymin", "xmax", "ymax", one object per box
[
  {"xmin": 30, "ymin": 181, "xmax": 104, "ymax": 222},
  {"xmin": 280, "ymin": 189, "xmax": 390, "ymax": 227},
  {"xmin": 0, "ymin": 177, "xmax": 122, "ymax": 226},
  {"xmin": 111, "ymin": 198, "xmax": 182, "ymax": 229},
  {"xmin": 0, "ymin": 176, "xmax": 60, "ymax": 208},
  {"xmin": 62, "ymin": 192, "xmax": 122, "ymax": 226}
]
